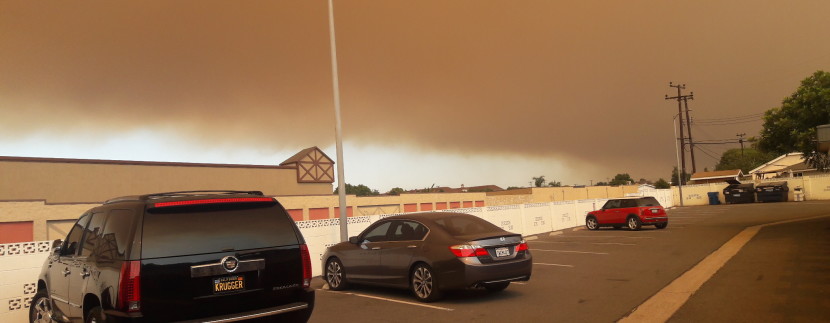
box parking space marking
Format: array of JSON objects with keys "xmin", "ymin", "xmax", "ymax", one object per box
[
  {"xmin": 531, "ymin": 241, "xmax": 636, "ymax": 246},
  {"xmin": 552, "ymin": 235, "xmax": 655, "ymax": 239},
  {"xmin": 532, "ymin": 249, "xmax": 609, "ymax": 255},
  {"xmin": 324, "ymin": 291, "xmax": 454, "ymax": 311},
  {"xmin": 533, "ymin": 262, "xmax": 574, "ymax": 267}
]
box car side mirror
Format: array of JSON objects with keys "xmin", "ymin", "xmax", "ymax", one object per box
[
  {"xmin": 348, "ymin": 236, "xmax": 359, "ymax": 244},
  {"xmin": 51, "ymin": 239, "xmax": 62, "ymax": 254}
]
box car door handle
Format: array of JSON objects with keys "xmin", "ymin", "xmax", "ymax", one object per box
[
  {"xmin": 371, "ymin": 247, "xmax": 381, "ymax": 250},
  {"xmin": 407, "ymin": 245, "xmax": 418, "ymax": 248},
  {"xmin": 80, "ymin": 269, "xmax": 90, "ymax": 278},
  {"xmin": 63, "ymin": 268, "xmax": 71, "ymax": 276}
]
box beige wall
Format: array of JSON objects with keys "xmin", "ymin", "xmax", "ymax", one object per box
[
  {"xmin": 671, "ymin": 174, "xmax": 830, "ymax": 205},
  {"xmin": 0, "ymin": 160, "xmax": 331, "ymax": 204},
  {"xmin": 278, "ymin": 192, "xmax": 488, "ymax": 220},
  {"xmin": 0, "ymin": 201, "xmax": 96, "ymax": 241}
]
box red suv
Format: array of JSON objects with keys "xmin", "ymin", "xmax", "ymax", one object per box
[{"xmin": 585, "ymin": 197, "xmax": 668, "ymax": 231}]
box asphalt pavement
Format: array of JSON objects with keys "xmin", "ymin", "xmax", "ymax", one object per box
[{"xmin": 307, "ymin": 201, "xmax": 830, "ymax": 323}]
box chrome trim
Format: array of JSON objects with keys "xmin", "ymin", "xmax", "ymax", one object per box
[
  {"xmin": 51, "ymin": 295, "xmax": 69, "ymax": 304},
  {"xmin": 176, "ymin": 303, "xmax": 308, "ymax": 323},
  {"xmin": 481, "ymin": 275, "xmax": 529, "ymax": 284},
  {"xmin": 191, "ymin": 259, "xmax": 265, "ymax": 278}
]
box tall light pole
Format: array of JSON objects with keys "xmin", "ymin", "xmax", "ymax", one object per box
[
  {"xmin": 327, "ymin": 0, "xmax": 348, "ymax": 241},
  {"xmin": 673, "ymin": 113, "xmax": 685, "ymax": 207}
]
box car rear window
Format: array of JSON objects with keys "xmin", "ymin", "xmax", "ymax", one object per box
[
  {"xmin": 636, "ymin": 197, "xmax": 662, "ymax": 207},
  {"xmin": 433, "ymin": 215, "xmax": 502, "ymax": 236},
  {"xmin": 142, "ymin": 203, "xmax": 299, "ymax": 259}
]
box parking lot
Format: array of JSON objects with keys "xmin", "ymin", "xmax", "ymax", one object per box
[{"xmin": 308, "ymin": 201, "xmax": 830, "ymax": 322}]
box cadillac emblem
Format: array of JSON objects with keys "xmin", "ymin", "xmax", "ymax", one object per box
[{"xmin": 221, "ymin": 256, "xmax": 240, "ymax": 273}]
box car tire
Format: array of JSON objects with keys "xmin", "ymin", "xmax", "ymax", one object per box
[
  {"xmin": 585, "ymin": 217, "xmax": 599, "ymax": 230},
  {"xmin": 411, "ymin": 263, "xmax": 442, "ymax": 302},
  {"xmin": 85, "ymin": 306, "xmax": 106, "ymax": 323},
  {"xmin": 29, "ymin": 290, "xmax": 52, "ymax": 323},
  {"xmin": 627, "ymin": 216, "xmax": 642, "ymax": 231},
  {"xmin": 325, "ymin": 257, "xmax": 348, "ymax": 291},
  {"xmin": 655, "ymin": 223, "xmax": 668, "ymax": 229},
  {"xmin": 483, "ymin": 281, "xmax": 510, "ymax": 292}
]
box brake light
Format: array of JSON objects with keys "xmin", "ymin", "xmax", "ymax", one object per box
[
  {"xmin": 300, "ymin": 244, "xmax": 312, "ymax": 288},
  {"xmin": 449, "ymin": 244, "xmax": 488, "ymax": 257},
  {"xmin": 118, "ymin": 261, "xmax": 141, "ymax": 313},
  {"xmin": 516, "ymin": 242, "xmax": 529, "ymax": 252},
  {"xmin": 153, "ymin": 197, "xmax": 274, "ymax": 208}
]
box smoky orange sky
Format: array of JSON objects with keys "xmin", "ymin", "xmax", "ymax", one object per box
[{"xmin": 2, "ymin": 1, "xmax": 830, "ymax": 190}]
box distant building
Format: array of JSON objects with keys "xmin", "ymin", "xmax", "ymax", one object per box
[
  {"xmin": 689, "ymin": 169, "xmax": 744, "ymax": 184},
  {"xmin": 0, "ymin": 146, "xmax": 335, "ymax": 204},
  {"xmin": 818, "ymin": 124, "xmax": 830, "ymax": 153},
  {"xmin": 748, "ymin": 152, "xmax": 819, "ymax": 180},
  {"xmin": 409, "ymin": 184, "xmax": 504, "ymax": 194}
]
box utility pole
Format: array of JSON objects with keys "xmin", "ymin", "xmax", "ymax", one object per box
[
  {"xmin": 682, "ymin": 93, "xmax": 696, "ymax": 173},
  {"xmin": 666, "ymin": 82, "xmax": 694, "ymax": 184},
  {"xmin": 737, "ymin": 133, "xmax": 746, "ymax": 156}
]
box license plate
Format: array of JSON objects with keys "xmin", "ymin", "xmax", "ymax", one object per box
[
  {"xmin": 213, "ymin": 275, "xmax": 245, "ymax": 293},
  {"xmin": 495, "ymin": 247, "xmax": 510, "ymax": 257}
]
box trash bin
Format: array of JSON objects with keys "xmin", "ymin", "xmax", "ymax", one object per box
[
  {"xmin": 723, "ymin": 179, "xmax": 755, "ymax": 204},
  {"xmin": 756, "ymin": 181, "xmax": 789, "ymax": 202},
  {"xmin": 707, "ymin": 192, "xmax": 720, "ymax": 205},
  {"xmin": 794, "ymin": 187, "xmax": 804, "ymax": 202}
]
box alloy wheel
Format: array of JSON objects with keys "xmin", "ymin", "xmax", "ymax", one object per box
[
  {"xmin": 31, "ymin": 294, "xmax": 53, "ymax": 323},
  {"xmin": 586, "ymin": 218, "xmax": 598, "ymax": 230},
  {"xmin": 326, "ymin": 260, "xmax": 343, "ymax": 289},
  {"xmin": 412, "ymin": 266, "xmax": 433, "ymax": 299}
]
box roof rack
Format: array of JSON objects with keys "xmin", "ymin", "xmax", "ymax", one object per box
[{"xmin": 105, "ymin": 190, "xmax": 264, "ymax": 204}]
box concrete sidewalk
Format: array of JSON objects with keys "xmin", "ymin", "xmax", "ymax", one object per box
[{"xmin": 669, "ymin": 215, "xmax": 830, "ymax": 322}]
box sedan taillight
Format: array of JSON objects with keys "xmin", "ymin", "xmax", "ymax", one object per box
[{"xmin": 449, "ymin": 244, "xmax": 488, "ymax": 257}]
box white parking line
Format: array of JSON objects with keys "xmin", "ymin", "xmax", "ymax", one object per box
[
  {"xmin": 531, "ymin": 241, "xmax": 636, "ymax": 246},
  {"xmin": 325, "ymin": 291, "xmax": 454, "ymax": 311},
  {"xmin": 533, "ymin": 262, "xmax": 574, "ymax": 267},
  {"xmin": 552, "ymin": 235, "xmax": 655, "ymax": 239},
  {"xmin": 532, "ymin": 249, "xmax": 609, "ymax": 255}
]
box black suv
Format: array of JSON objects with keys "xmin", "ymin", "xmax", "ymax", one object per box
[{"xmin": 30, "ymin": 191, "xmax": 314, "ymax": 323}]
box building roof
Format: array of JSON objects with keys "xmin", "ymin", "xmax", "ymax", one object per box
[
  {"xmin": 280, "ymin": 146, "xmax": 333, "ymax": 166},
  {"xmin": 748, "ymin": 152, "xmax": 812, "ymax": 175},
  {"xmin": 0, "ymin": 156, "xmax": 292, "ymax": 169},
  {"xmin": 689, "ymin": 169, "xmax": 743, "ymax": 181}
]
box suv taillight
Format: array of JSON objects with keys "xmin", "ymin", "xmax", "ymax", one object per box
[
  {"xmin": 300, "ymin": 244, "xmax": 311, "ymax": 288},
  {"xmin": 118, "ymin": 261, "xmax": 141, "ymax": 312}
]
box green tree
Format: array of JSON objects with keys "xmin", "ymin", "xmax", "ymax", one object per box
[
  {"xmin": 715, "ymin": 148, "xmax": 776, "ymax": 173},
  {"xmin": 333, "ymin": 183, "xmax": 379, "ymax": 196},
  {"xmin": 609, "ymin": 173, "xmax": 634, "ymax": 186},
  {"xmin": 387, "ymin": 187, "xmax": 405, "ymax": 195},
  {"xmin": 758, "ymin": 70, "xmax": 830, "ymax": 170},
  {"xmin": 532, "ymin": 176, "xmax": 546, "ymax": 187},
  {"xmin": 671, "ymin": 167, "xmax": 691, "ymax": 186},
  {"xmin": 547, "ymin": 180, "xmax": 562, "ymax": 187},
  {"xmin": 654, "ymin": 178, "xmax": 670, "ymax": 189}
]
